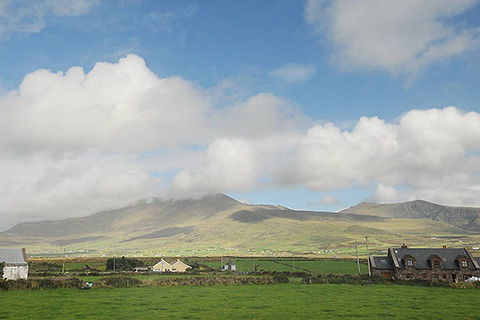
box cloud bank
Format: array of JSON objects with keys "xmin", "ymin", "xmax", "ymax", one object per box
[
  {"xmin": 305, "ymin": 0, "xmax": 480, "ymax": 79},
  {"xmin": 1, "ymin": 54, "xmax": 480, "ymax": 229}
]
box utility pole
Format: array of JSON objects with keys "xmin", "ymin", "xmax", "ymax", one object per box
[
  {"xmin": 62, "ymin": 248, "xmax": 66, "ymax": 274},
  {"xmin": 355, "ymin": 242, "xmax": 360, "ymax": 275},
  {"xmin": 365, "ymin": 236, "xmax": 370, "ymax": 276}
]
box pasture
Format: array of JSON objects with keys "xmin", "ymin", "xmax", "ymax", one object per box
[{"xmin": 1, "ymin": 283, "xmax": 479, "ymax": 319}]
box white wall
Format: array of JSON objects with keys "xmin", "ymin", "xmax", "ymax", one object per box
[{"xmin": 3, "ymin": 265, "xmax": 28, "ymax": 280}]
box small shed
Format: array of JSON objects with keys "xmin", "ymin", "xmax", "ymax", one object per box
[
  {"xmin": 0, "ymin": 248, "xmax": 29, "ymax": 280},
  {"xmin": 222, "ymin": 260, "xmax": 236, "ymax": 272}
]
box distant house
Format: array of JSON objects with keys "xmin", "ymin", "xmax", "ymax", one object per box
[
  {"xmin": 0, "ymin": 248, "xmax": 29, "ymax": 280},
  {"xmin": 152, "ymin": 259, "xmax": 191, "ymax": 273},
  {"xmin": 171, "ymin": 259, "xmax": 191, "ymax": 272},
  {"xmin": 369, "ymin": 245, "xmax": 480, "ymax": 282},
  {"xmin": 222, "ymin": 260, "xmax": 236, "ymax": 272},
  {"xmin": 152, "ymin": 259, "xmax": 172, "ymax": 272}
]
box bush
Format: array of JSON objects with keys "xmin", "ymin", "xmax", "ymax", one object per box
[
  {"xmin": 105, "ymin": 257, "xmax": 144, "ymax": 271},
  {"xmin": 96, "ymin": 276, "xmax": 143, "ymax": 288}
]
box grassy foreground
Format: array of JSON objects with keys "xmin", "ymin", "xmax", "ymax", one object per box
[{"xmin": 1, "ymin": 284, "xmax": 480, "ymax": 319}]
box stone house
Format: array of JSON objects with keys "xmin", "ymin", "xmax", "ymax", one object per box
[
  {"xmin": 369, "ymin": 245, "xmax": 480, "ymax": 282},
  {"xmin": 0, "ymin": 248, "xmax": 29, "ymax": 280}
]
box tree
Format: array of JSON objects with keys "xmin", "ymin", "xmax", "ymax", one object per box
[
  {"xmin": 106, "ymin": 257, "xmax": 144, "ymax": 271},
  {"xmin": 0, "ymin": 262, "xmax": 5, "ymax": 278}
]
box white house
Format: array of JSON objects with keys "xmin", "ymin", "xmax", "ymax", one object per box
[{"xmin": 0, "ymin": 248, "xmax": 29, "ymax": 280}]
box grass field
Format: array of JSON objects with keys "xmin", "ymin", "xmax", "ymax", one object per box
[
  {"xmin": 1, "ymin": 284, "xmax": 480, "ymax": 319},
  {"xmin": 29, "ymin": 257, "xmax": 369, "ymax": 275},
  {"xmin": 199, "ymin": 258, "xmax": 368, "ymax": 274}
]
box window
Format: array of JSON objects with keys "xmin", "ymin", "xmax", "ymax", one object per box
[
  {"xmin": 433, "ymin": 260, "xmax": 441, "ymax": 268},
  {"xmin": 407, "ymin": 260, "xmax": 413, "ymax": 267},
  {"xmin": 422, "ymin": 273, "xmax": 427, "ymax": 279},
  {"xmin": 433, "ymin": 274, "xmax": 439, "ymax": 279},
  {"xmin": 461, "ymin": 260, "xmax": 468, "ymax": 267},
  {"xmin": 442, "ymin": 274, "xmax": 447, "ymax": 279}
]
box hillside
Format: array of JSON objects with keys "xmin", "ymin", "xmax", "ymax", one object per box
[
  {"xmin": 340, "ymin": 200, "xmax": 480, "ymax": 231},
  {"xmin": 1, "ymin": 195, "xmax": 480, "ymax": 256}
]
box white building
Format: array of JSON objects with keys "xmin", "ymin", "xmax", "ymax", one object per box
[
  {"xmin": 0, "ymin": 248, "xmax": 29, "ymax": 280},
  {"xmin": 222, "ymin": 260, "xmax": 236, "ymax": 272}
]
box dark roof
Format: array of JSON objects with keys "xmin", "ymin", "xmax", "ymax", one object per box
[
  {"xmin": 371, "ymin": 256, "xmax": 393, "ymax": 270},
  {"xmin": 392, "ymin": 248, "xmax": 477, "ymax": 270},
  {"xmin": 0, "ymin": 248, "xmax": 27, "ymax": 265}
]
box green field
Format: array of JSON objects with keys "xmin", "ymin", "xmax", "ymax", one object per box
[
  {"xmin": 1, "ymin": 284, "xmax": 480, "ymax": 319},
  {"xmin": 199, "ymin": 258, "xmax": 368, "ymax": 274}
]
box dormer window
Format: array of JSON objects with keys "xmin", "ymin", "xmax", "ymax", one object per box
[
  {"xmin": 461, "ymin": 260, "xmax": 468, "ymax": 268},
  {"xmin": 433, "ymin": 260, "xmax": 441, "ymax": 267},
  {"xmin": 403, "ymin": 255, "xmax": 416, "ymax": 268}
]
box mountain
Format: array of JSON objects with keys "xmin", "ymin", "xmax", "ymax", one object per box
[
  {"xmin": 1, "ymin": 195, "xmax": 480, "ymax": 256},
  {"xmin": 340, "ymin": 200, "xmax": 480, "ymax": 231}
]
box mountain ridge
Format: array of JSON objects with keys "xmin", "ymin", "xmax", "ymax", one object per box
[{"xmin": 2, "ymin": 195, "xmax": 480, "ymax": 255}]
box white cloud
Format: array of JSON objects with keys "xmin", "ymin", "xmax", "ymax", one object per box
[
  {"xmin": 0, "ymin": 54, "xmax": 304, "ymax": 229},
  {"xmin": 0, "ymin": 0, "xmax": 99, "ymax": 40},
  {"xmin": 171, "ymin": 138, "xmax": 257, "ymax": 197},
  {"xmin": 270, "ymin": 63, "xmax": 316, "ymax": 83},
  {"xmin": 305, "ymin": 0, "xmax": 480, "ymax": 79},
  {"xmin": 2, "ymin": 53, "xmax": 480, "ymax": 230},
  {"xmin": 281, "ymin": 107, "xmax": 480, "ymax": 206}
]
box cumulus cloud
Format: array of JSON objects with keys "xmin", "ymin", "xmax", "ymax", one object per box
[
  {"xmin": 305, "ymin": 0, "xmax": 480, "ymax": 79},
  {"xmin": 0, "ymin": 54, "xmax": 304, "ymax": 229},
  {"xmin": 171, "ymin": 138, "xmax": 257, "ymax": 197},
  {"xmin": 280, "ymin": 107, "xmax": 480, "ymax": 206},
  {"xmin": 2, "ymin": 53, "xmax": 480, "ymax": 230},
  {"xmin": 0, "ymin": 0, "xmax": 99, "ymax": 40},
  {"xmin": 270, "ymin": 63, "xmax": 316, "ymax": 84}
]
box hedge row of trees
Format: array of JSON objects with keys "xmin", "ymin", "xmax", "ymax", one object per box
[{"xmin": 105, "ymin": 257, "xmax": 144, "ymax": 271}]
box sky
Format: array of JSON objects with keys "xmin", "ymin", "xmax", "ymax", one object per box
[{"xmin": 1, "ymin": 0, "xmax": 480, "ymax": 230}]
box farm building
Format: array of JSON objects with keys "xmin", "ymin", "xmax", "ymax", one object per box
[
  {"xmin": 0, "ymin": 248, "xmax": 29, "ymax": 280},
  {"xmin": 152, "ymin": 259, "xmax": 191, "ymax": 272},
  {"xmin": 369, "ymin": 245, "xmax": 480, "ymax": 282}
]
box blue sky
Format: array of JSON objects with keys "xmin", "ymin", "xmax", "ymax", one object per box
[{"xmin": 1, "ymin": 0, "xmax": 480, "ymax": 229}]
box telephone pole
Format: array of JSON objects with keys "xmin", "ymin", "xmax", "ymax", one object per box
[
  {"xmin": 365, "ymin": 236, "xmax": 370, "ymax": 276},
  {"xmin": 62, "ymin": 248, "xmax": 66, "ymax": 274},
  {"xmin": 355, "ymin": 242, "xmax": 360, "ymax": 275}
]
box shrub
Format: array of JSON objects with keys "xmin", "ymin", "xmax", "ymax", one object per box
[
  {"xmin": 106, "ymin": 257, "xmax": 144, "ymax": 271},
  {"xmin": 96, "ymin": 276, "xmax": 143, "ymax": 288}
]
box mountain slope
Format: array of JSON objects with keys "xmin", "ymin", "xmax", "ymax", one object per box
[
  {"xmin": 2, "ymin": 195, "xmax": 480, "ymax": 255},
  {"xmin": 340, "ymin": 200, "xmax": 480, "ymax": 231}
]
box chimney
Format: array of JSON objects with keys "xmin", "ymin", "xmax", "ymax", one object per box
[
  {"xmin": 401, "ymin": 243, "xmax": 407, "ymax": 248},
  {"xmin": 442, "ymin": 245, "xmax": 447, "ymax": 248},
  {"xmin": 22, "ymin": 248, "xmax": 28, "ymax": 262}
]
